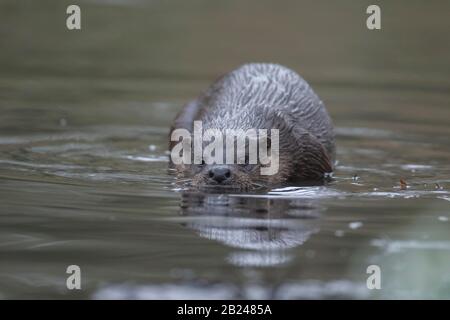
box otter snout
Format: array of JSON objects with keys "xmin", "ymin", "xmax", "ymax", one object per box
[{"xmin": 208, "ymin": 166, "xmax": 232, "ymax": 184}]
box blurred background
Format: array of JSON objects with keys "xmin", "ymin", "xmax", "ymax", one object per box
[{"xmin": 0, "ymin": 0, "xmax": 449, "ymax": 299}]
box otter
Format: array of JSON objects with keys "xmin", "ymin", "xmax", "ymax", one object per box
[{"xmin": 169, "ymin": 63, "xmax": 335, "ymax": 190}]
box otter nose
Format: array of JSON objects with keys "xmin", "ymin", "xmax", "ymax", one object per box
[{"xmin": 208, "ymin": 166, "xmax": 231, "ymax": 184}]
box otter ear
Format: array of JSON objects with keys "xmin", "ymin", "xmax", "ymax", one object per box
[{"xmin": 291, "ymin": 129, "xmax": 333, "ymax": 179}]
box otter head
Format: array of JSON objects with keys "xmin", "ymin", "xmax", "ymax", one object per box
[
  {"xmin": 170, "ymin": 116, "xmax": 333, "ymax": 190},
  {"xmin": 171, "ymin": 127, "xmax": 287, "ymax": 191}
]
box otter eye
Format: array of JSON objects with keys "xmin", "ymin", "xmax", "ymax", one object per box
[{"xmin": 243, "ymin": 163, "xmax": 256, "ymax": 172}]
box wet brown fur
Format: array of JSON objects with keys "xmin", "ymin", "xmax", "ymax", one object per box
[{"xmin": 169, "ymin": 63, "xmax": 335, "ymax": 190}]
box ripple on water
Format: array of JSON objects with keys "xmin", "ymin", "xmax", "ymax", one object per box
[
  {"xmin": 371, "ymin": 239, "xmax": 450, "ymax": 254},
  {"xmin": 92, "ymin": 280, "xmax": 370, "ymax": 300}
]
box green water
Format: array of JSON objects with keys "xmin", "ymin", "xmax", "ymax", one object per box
[{"xmin": 0, "ymin": 0, "xmax": 449, "ymax": 299}]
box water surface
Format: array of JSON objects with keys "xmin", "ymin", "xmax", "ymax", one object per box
[{"xmin": 0, "ymin": 0, "xmax": 450, "ymax": 299}]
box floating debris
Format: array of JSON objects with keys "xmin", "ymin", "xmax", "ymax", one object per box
[{"xmin": 399, "ymin": 179, "xmax": 408, "ymax": 190}]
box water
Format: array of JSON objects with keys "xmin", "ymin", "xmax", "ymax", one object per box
[{"xmin": 1, "ymin": 0, "xmax": 450, "ymax": 299}]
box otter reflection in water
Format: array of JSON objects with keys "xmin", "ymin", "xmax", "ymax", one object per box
[{"xmin": 178, "ymin": 192, "xmax": 323, "ymax": 267}]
